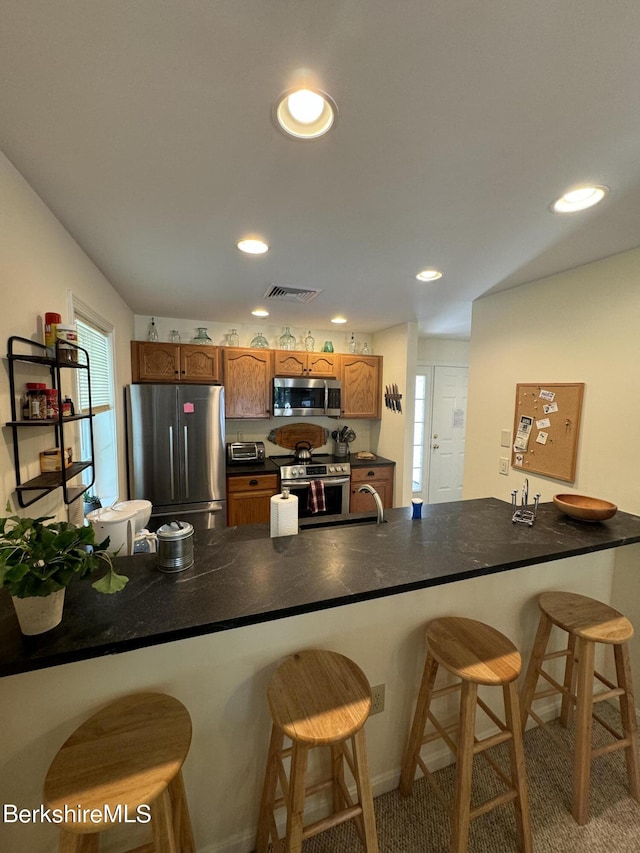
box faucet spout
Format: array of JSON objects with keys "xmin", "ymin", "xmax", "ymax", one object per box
[{"xmin": 358, "ymin": 484, "xmax": 384, "ymax": 524}]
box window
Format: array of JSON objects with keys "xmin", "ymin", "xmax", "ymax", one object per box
[
  {"xmin": 73, "ymin": 311, "xmax": 118, "ymax": 504},
  {"xmin": 413, "ymin": 374, "xmax": 427, "ymax": 492}
]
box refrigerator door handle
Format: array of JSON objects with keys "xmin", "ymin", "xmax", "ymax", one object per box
[
  {"xmin": 169, "ymin": 425, "xmax": 176, "ymax": 501},
  {"xmin": 183, "ymin": 425, "xmax": 189, "ymax": 499}
]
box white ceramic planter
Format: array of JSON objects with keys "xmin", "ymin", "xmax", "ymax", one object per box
[{"xmin": 11, "ymin": 589, "xmax": 65, "ymax": 635}]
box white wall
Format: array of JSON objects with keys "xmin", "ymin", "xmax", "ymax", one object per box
[
  {"xmin": 417, "ymin": 337, "xmax": 470, "ymax": 366},
  {"xmin": 463, "ymin": 246, "xmax": 640, "ymax": 690},
  {"xmin": 0, "ymin": 151, "xmax": 134, "ymax": 520},
  {"xmin": 371, "ymin": 322, "xmax": 418, "ymax": 506}
]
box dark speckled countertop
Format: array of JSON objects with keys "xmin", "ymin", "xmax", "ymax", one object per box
[{"xmin": 1, "ymin": 498, "xmax": 639, "ymax": 678}]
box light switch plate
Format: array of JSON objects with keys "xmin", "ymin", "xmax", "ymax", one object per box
[{"xmin": 500, "ymin": 429, "xmax": 511, "ymax": 448}]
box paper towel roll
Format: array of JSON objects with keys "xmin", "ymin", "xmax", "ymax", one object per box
[{"xmin": 270, "ymin": 492, "xmax": 299, "ymax": 537}]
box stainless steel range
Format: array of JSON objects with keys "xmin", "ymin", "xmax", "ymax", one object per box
[{"xmin": 270, "ymin": 454, "xmax": 351, "ymax": 518}]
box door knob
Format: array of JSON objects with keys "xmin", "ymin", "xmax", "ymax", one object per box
[{"xmin": 432, "ymin": 444, "xmax": 440, "ymax": 449}]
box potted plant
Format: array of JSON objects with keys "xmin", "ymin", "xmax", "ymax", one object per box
[
  {"xmin": 83, "ymin": 492, "xmax": 102, "ymax": 515},
  {"xmin": 0, "ymin": 506, "xmax": 129, "ymax": 635}
]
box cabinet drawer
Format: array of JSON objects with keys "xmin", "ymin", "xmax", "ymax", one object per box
[
  {"xmin": 350, "ymin": 466, "xmax": 394, "ymax": 484},
  {"xmin": 227, "ymin": 474, "xmax": 279, "ymax": 493}
]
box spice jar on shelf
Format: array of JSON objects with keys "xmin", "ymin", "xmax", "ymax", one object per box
[
  {"xmin": 26, "ymin": 383, "xmax": 47, "ymax": 420},
  {"xmin": 56, "ymin": 324, "xmax": 78, "ymax": 362}
]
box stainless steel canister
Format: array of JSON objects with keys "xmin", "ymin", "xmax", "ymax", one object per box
[{"xmin": 156, "ymin": 521, "xmax": 194, "ymax": 572}]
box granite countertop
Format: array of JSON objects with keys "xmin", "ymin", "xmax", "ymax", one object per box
[
  {"xmin": 226, "ymin": 459, "xmax": 279, "ymax": 476},
  {"xmin": 2, "ymin": 498, "xmax": 640, "ymax": 678}
]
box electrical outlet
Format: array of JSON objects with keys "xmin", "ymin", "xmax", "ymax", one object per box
[
  {"xmin": 499, "ymin": 457, "xmax": 509, "ymax": 476},
  {"xmin": 371, "ymin": 684, "xmax": 385, "ymax": 715}
]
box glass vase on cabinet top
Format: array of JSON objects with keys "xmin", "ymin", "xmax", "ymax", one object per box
[
  {"xmin": 193, "ymin": 327, "xmax": 212, "ymax": 344},
  {"xmin": 279, "ymin": 326, "xmax": 296, "ymax": 350}
]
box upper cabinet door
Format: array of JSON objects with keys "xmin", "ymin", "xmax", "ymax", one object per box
[
  {"xmin": 180, "ymin": 345, "xmax": 221, "ymax": 383},
  {"xmin": 274, "ymin": 351, "xmax": 339, "ymax": 378},
  {"xmin": 340, "ymin": 355, "xmax": 382, "ymax": 418},
  {"xmin": 223, "ymin": 348, "xmax": 273, "ymax": 418},
  {"xmin": 131, "ymin": 342, "xmax": 180, "ymax": 382},
  {"xmin": 131, "ymin": 342, "xmax": 221, "ymax": 383}
]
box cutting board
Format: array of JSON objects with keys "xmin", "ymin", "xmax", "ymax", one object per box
[{"xmin": 268, "ymin": 423, "xmax": 329, "ymax": 450}]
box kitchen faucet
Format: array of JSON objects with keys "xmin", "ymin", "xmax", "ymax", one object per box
[{"xmin": 358, "ymin": 484, "xmax": 384, "ymax": 524}]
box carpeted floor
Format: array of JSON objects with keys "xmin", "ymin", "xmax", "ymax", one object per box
[{"xmin": 303, "ymin": 704, "xmax": 640, "ymax": 852}]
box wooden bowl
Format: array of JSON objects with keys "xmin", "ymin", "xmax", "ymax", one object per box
[{"xmin": 553, "ymin": 493, "xmax": 618, "ymax": 522}]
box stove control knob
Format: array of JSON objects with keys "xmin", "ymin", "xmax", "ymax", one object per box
[
  {"xmin": 336, "ymin": 465, "xmax": 344, "ymax": 472},
  {"xmin": 297, "ymin": 467, "xmax": 305, "ymax": 476},
  {"xmin": 328, "ymin": 465, "xmax": 335, "ymax": 473}
]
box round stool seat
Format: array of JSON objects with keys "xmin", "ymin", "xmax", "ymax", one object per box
[
  {"xmin": 267, "ymin": 649, "xmax": 371, "ymax": 745},
  {"xmin": 426, "ymin": 616, "xmax": 522, "ymax": 685},
  {"xmin": 44, "ymin": 692, "xmax": 192, "ymax": 834},
  {"xmin": 539, "ymin": 591, "xmax": 633, "ymax": 644}
]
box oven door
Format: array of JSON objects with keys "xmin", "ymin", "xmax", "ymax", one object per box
[{"xmin": 280, "ymin": 476, "xmax": 350, "ymax": 518}]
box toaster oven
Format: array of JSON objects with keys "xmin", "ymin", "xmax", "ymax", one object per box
[{"xmin": 226, "ymin": 441, "xmax": 265, "ymax": 464}]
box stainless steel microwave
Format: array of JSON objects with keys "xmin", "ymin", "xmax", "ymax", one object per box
[{"xmin": 273, "ymin": 377, "xmax": 342, "ymax": 417}]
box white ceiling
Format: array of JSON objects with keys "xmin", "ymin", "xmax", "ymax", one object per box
[{"xmin": 2, "ymin": 1, "xmax": 640, "ymax": 338}]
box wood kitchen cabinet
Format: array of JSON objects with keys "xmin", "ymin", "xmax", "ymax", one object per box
[
  {"xmin": 227, "ymin": 473, "xmax": 279, "ymax": 526},
  {"xmin": 350, "ymin": 464, "xmax": 394, "ymax": 512},
  {"xmin": 223, "ymin": 348, "xmax": 273, "ymax": 418},
  {"xmin": 131, "ymin": 341, "xmax": 221, "ymax": 383},
  {"xmin": 340, "ymin": 355, "xmax": 382, "ymax": 418},
  {"xmin": 274, "ymin": 351, "xmax": 339, "ymax": 378}
]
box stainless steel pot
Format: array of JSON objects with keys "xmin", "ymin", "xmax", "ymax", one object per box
[
  {"xmin": 156, "ymin": 520, "xmax": 194, "ymax": 573},
  {"xmin": 294, "ymin": 440, "xmax": 313, "ymax": 462}
]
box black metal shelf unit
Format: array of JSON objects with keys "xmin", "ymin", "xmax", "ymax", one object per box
[{"xmin": 6, "ymin": 336, "xmax": 96, "ymax": 508}]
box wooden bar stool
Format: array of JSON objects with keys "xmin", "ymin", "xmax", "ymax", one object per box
[
  {"xmin": 43, "ymin": 692, "xmax": 195, "ymax": 852},
  {"xmin": 255, "ymin": 648, "xmax": 379, "ymax": 853},
  {"xmin": 520, "ymin": 590, "xmax": 640, "ymax": 825},
  {"xmin": 399, "ymin": 617, "xmax": 532, "ymax": 853}
]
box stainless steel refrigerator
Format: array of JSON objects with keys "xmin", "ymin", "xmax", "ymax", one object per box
[{"xmin": 126, "ymin": 384, "xmax": 226, "ymax": 530}]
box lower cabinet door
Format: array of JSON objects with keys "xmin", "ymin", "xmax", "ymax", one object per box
[{"xmin": 227, "ymin": 474, "xmax": 279, "ymax": 526}]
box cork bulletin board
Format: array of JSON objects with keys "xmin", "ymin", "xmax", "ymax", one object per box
[{"xmin": 511, "ymin": 383, "xmax": 584, "ymax": 482}]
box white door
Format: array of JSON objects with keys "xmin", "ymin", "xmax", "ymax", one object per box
[{"xmin": 428, "ymin": 366, "xmax": 468, "ymax": 504}]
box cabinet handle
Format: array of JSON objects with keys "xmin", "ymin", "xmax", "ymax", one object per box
[
  {"xmin": 367, "ymin": 470, "xmax": 375, "ymax": 477},
  {"xmin": 249, "ymin": 479, "xmax": 259, "ymax": 486}
]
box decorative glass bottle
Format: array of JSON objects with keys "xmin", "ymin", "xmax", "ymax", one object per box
[
  {"xmin": 147, "ymin": 317, "xmax": 158, "ymax": 342},
  {"xmin": 168, "ymin": 330, "xmax": 180, "ymax": 344},
  {"xmin": 193, "ymin": 327, "xmax": 212, "ymax": 344},
  {"xmin": 304, "ymin": 330, "xmax": 315, "ymax": 352},
  {"xmin": 348, "ymin": 332, "xmax": 357, "ymax": 353},
  {"xmin": 228, "ymin": 328, "xmax": 239, "ymax": 347},
  {"xmin": 279, "ymin": 326, "xmax": 296, "ymax": 350},
  {"xmin": 250, "ymin": 332, "xmax": 269, "ymax": 348},
  {"xmin": 361, "ymin": 341, "xmax": 370, "ymax": 355}
]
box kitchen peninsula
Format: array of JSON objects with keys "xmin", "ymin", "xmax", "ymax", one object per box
[{"xmin": 1, "ymin": 498, "xmax": 640, "ymax": 852}]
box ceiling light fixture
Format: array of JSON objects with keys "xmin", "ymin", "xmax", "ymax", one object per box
[
  {"xmin": 251, "ymin": 308, "xmax": 269, "ymax": 317},
  {"xmin": 237, "ymin": 238, "xmax": 269, "ymax": 254},
  {"xmin": 331, "ymin": 316, "xmax": 347, "ymax": 324},
  {"xmin": 416, "ymin": 269, "xmax": 443, "ymax": 282},
  {"xmin": 274, "ymin": 88, "xmax": 337, "ymax": 140},
  {"xmin": 552, "ymin": 185, "xmax": 609, "ymax": 213}
]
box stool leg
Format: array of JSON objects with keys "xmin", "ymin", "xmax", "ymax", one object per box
[
  {"xmin": 399, "ymin": 652, "xmax": 439, "ymax": 796},
  {"xmin": 520, "ymin": 612, "xmax": 553, "ymax": 730},
  {"xmin": 573, "ymin": 637, "xmax": 595, "ymax": 825},
  {"xmin": 504, "ymin": 681, "xmax": 533, "ymax": 853},
  {"xmin": 331, "ymin": 743, "xmax": 346, "ymax": 814},
  {"xmin": 614, "ymin": 642, "xmax": 640, "ymax": 802},
  {"xmin": 59, "ymin": 831, "xmax": 99, "ymax": 853},
  {"xmin": 151, "ymin": 787, "xmax": 178, "ymax": 853},
  {"xmin": 168, "ymin": 769, "xmax": 195, "ymax": 852},
  {"xmin": 284, "ymin": 741, "xmax": 308, "ymax": 853},
  {"xmin": 451, "ymin": 680, "xmax": 477, "ymax": 853},
  {"xmin": 352, "ymin": 727, "xmax": 379, "ymax": 853},
  {"xmin": 559, "ymin": 632, "xmax": 577, "ymax": 727},
  {"xmin": 256, "ymin": 724, "xmax": 285, "ymax": 852}
]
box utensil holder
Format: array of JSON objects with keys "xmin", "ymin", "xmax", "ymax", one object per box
[{"xmin": 335, "ymin": 441, "xmax": 348, "ymax": 457}]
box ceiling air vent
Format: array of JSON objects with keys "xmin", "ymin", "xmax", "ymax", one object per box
[{"xmin": 263, "ymin": 284, "xmax": 323, "ymax": 304}]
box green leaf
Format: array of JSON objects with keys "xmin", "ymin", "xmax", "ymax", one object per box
[{"xmin": 92, "ymin": 566, "xmax": 129, "ymax": 594}]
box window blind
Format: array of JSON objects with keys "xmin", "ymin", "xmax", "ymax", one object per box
[{"xmin": 76, "ymin": 319, "xmax": 112, "ymax": 414}]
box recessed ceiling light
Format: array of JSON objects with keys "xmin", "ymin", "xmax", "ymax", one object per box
[
  {"xmin": 274, "ymin": 88, "xmax": 337, "ymax": 140},
  {"xmin": 251, "ymin": 308, "xmax": 269, "ymax": 317},
  {"xmin": 552, "ymin": 185, "xmax": 609, "ymax": 213},
  {"xmin": 416, "ymin": 269, "xmax": 443, "ymax": 282},
  {"xmin": 237, "ymin": 238, "xmax": 269, "ymax": 254},
  {"xmin": 331, "ymin": 316, "xmax": 347, "ymax": 324}
]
